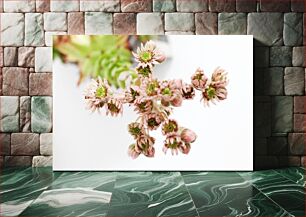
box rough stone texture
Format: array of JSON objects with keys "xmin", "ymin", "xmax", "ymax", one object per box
[
  {"xmin": 50, "ymin": 0, "xmax": 79, "ymax": 12},
  {"xmin": 291, "ymin": 0, "xmax": 305, "ymax": 12},
  {"xmin": 279, "ymin": 156, "xmax": 301, "ymax": 167},
  {"xmin": 0, "ymin": 13, "xmax": 24, "ymax": 46},
  {"xmin": 236, "ymin": 0, "xmax": 256, "ymax": 12},
  {"xmin": 292, "ymin": 47, "xmax": 305, "ymax": 67},
  {"xmin": 165, "ymin": 31, "xmax": 195, "ymax": 35},
  {"xmin": 208, "ymin": 0, "xmax": 235, "ymax": 12},
  {"xmin": 3, "ymin": 0, "xmax": 35, "ymax": 12},
  {"xmin": 40, "ymin": 133, "xmax": 52, "ymax": 155},
  {"xmin": 0, "ymin": 47, "xmax": 3, "ymax": 67},
  {"xmin": 85, "ymin": 12, "xmax": 113, "ymax": 34},
  {"xmin": 45, "ymin": 32, "xmax": 67, "ymax": 47},
  {"xmin": 35, "ymin": 47, "xmax": 52, "ymax": 72},
  {"xmin": 284, "ymin": 67, "xmax": 305, "ymax": 95},
  {"xmin": 268, "ymin": 137, "xmax": 287, "ymax": 155},
  {"xmin": 176, "ymin": 0, "xmax": 208, "ymax": 12},
  {"xmin": 218, "ymin": 13, "xmax": 246, "ymax": 35},
  {"xmin": 0, "ymin": 69, "xmax": 2, "ymax": 96},
  {"xmin": 4, "ymin": 156, "xmax": 32, "ymax": 167},
  {"xmin": 0, "ymin": 133, "xmax": 11, "ymax": 155},
  {"xmin": 31, "ymin": 97, "xmax": 52, "ymax": 133},
  {"xmin": 29, "ymin": 73, "xmax": 52, "ymax": 96},
  {"xmin": 247, "ymin": 13, "xmax": 283, "ymax": 46},
  {"xmin": 195, "ymin": 12, "xmax": 217, "ymax": 35},
  {"xmin": 294, "ymin": 114, "xmax": 305, "ymax": 132},
  {"xmin": 264, "ymin": 67, "xmax": 284, "ymax": 95},
  {"xmin": 270, "ymin": 46, "xmax": 292, "ymax": 67},
  {"xmin": 137, "ymin": 13, "xmax": 164, "ymax": 34},
  {"xmin": 44, "ymin": 12, "xmax": 67, "ymax": 31},
  {"xmin": 11, "ymin": 133, "xmax": 39, "ymax": 155},
  {"xmin": 4, "ymin": 47, "xmax": 18, "ymax": 66},
  {"xmin": 153, "ymin": 0, "xmax": 175, "ymax": 12},
  {"xmin": 18, "ymin": 47, "xmax": 35, "ymax": 67},
  {"xmin": 294, "ymin": 96, "xmax": 305, "ymax": 113},
  {"xmin": 36, "ymin": 0, "xmax": 50, "ymax": 12},
  {"xmin": 25, "ymin": 13, "xmax": 44, "ymax": 46},
  {"xmin": 121, "ymin": 0, "xmax": 152, "ymax": 12},
  {"xmin": 254, "ymin": 47, "xmax": 269, "ymax": 67},
  {"xmin": 288, "ymin": 133, "xmax": 305, "ymax": 155},
  {"xmin": 32, "ymin": 156, "xmax": 53, "ymax": 167},
  {"xmin": 272, "ymin": 96, "xmax": 293, "ymax": 133},
  {"xmin": 284, "ymin": 13, "xmax": 303, "ymax": 46},
  {"xmin": 302, "ymin": 157, "xmax": 306, "ymax": 167},
  {"xmin": 260, "ymin": 0, "xmax": 290, "ymax": 12},
  {"xmin": 114, "ymin": 13, "xmax": 136, "ymax": 34},
  {"xmin": 80, "ymin": 0, "xmax": 120, "ymax": 12},
  {"xmin": 68, "ymin": 12, "xmax": 84, "ymax": 35},
  {"xmin": 20, "ymin": 96, "xmax": 31, "ymax": 132},
  {"xmin": 2, "ymin": 67, "xmax": 29, "ymax": 96},
  {"xmin": 165, "ymin": 13, "xmax": 195, "ymax": 31},
  {"xmin": 0, "ymin": 96, "xmax": 19, "ymax": 132},
  {"xmin": 255, "ymin": 102, "xmax": 271, "ymax": 137}
]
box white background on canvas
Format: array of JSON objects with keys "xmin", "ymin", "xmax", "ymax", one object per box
[{"xmin": 53, "ymin": 35, "xmax": 253, "ymax": 171}]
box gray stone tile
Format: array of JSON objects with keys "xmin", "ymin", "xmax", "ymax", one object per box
[
  {"xmin": 284, "ymin": 67, "xmax": 305, "ymax": 95},
  {"xmin": 270, "ymin": 46, "xmax": 292, "ymax": 67},
  {"xmin": 284, "ymin": 13, "xmax": 303, "ymax": 46},
  {"xmin": 218, "ymin": 13, "xmax": 247, "ymax": 35},
  {"xmin": 272, "ymin": 96, "xmax": 293, "ymax": 133}
]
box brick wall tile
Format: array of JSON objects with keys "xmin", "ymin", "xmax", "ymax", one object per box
[
  {"xmin": 85, "ymin": 12, "xmax": 113, "ymax": 34},
  {"xmin": 36, "ymin": 0, "xmax": 50, "ymax": 12},
  {"xmin": 165, "ymin": 13, "xmax": 195, "ymax": 31},
  {"xmin": 3, "ymin": 47, "xmax": 18, "ymax": 66},
  {"xmin": 208, "ymin": 0, "xmax": 235, "ymax": 12},
  {"xmin": 260, "ymin": 0, "xmax": 290, "ymax": 12},
  {"xmin": 80, "ymin": 0, "xmax": 120, "ymax": 12},
  {"xmin": 50, "ymin": 0, "xmax": 80, "ymax": 12},
  {"xmin": 25, "ymin": 13, "xmax": 44, "ymax": 46},
  {"xmin": 4, "ymin": 156, "xmax": 32, "ymax": 167},
  {"xmin": 31, "ymin": 96, "xmax": 52, "ymax": 133},
  {"xmin": 121, "ymin": 0, "xmax": 152, "ymax": 12},
  {"xmin": 2, "ymin": 67, "xmax": 29, "ymax": 96},
  {"xmin": 195, "ymin": 13, "xmax": 217, "ymax": 35},
  {"xmin": 137, "ymin": 13, "xmax": 164, "ymax": 35},
  {"xmin": 18, "ymin": 47, "xmax": 35, "ymax": 67},
  {"xmin": 29, "ymin": 73, "xmax": 52, "ymax": 96},
  {"xmin": 20, "ymin": 96, "xmax": 31, "ymax": 132},
  {"xmin": 153, "ymin": 0, "xmax": 175, "ymax": 12},
  {"xmin": 236, "ymin": 0, "xmax": 256, "ymax": 12},
  {"xmin": 68, "ymin": 12, "xmax": 85, "ymax": 35},
  {"xmin": 294, "ymin": 96, "xmax": 305, "ymax": 113},
  {"xmin": 288, "ymin": 133, "xmax": 305, "ymax": 155},
  {"xmin": 0, "ymin": 133, "xmax": 11, "ymax": 155},
  {"xmin": 11, "ymin": 133, "xmax": 39, "ymax": 155},
  {"xmin": 218, "ymin": 13, "xmax": 247, "ymax": 35},
  {"xmin": 284, "ymin": 67, "xmax": 305, "ymax": 95},
  {"xmin": 0, "ymin": 96, "xmax": 19, "ymax": 132},
  {"xmin": 177, "ymin": 0, "xmax": 208, "ymax": 12},
  {"xmin": 113, "ymin": 13, "xmax": 136, "ymax": 34}
]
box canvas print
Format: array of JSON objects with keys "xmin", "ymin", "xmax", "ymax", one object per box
[{"xmin": 53, "ymin": 35, "xmax": 253, "ymax": 171}]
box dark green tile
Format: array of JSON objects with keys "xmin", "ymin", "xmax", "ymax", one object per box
[
  {"xmin": 183, "ymin": 172, "xmax": 289, "ymax": 216},
  {"xmin": 0, "ymin": 167, "xmax": 59, "ymax": 216},
  {"xmin": 239, "ymin": 170, "xmax": 305, "ymax": 216},
  {"xmin": 19, "ymin": 188, "xmax": 111, "ymax": 216},
  {"xmin": 274, "ymin": 167, "xmax": 305, "ymax": 187}
]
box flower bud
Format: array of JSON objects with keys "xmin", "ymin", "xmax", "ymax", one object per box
[{"xmin": 180, "ymin": 128, "xmax": 197, "ymax": 143}]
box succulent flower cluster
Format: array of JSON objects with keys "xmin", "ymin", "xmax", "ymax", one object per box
[{"xmin": 84, "ymin": 40, "xmax": 229, "ymax": 159}]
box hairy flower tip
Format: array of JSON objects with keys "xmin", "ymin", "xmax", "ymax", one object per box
[
  {"xmin": 145, "ymin": 112, "xmax": 163, "ymax": 130},
  {"xmin": 180, "ymin": 128, "xmax": 197, "ymax": 143},
  {"xmin": 201, "ymin": 84, "xmax": 228, "ymax": 106},
  {"xmin": 106, "ymin": 98, "xmax": 123, "ymax": 116},
  {"xmin": 211, "ymin": 67, "xmax": 228, "ymax": 86},
  {"xmin": 128, "ymin": 122, "xmax": 144, "ymax": 139},
  {"xmin": 134, "ymin": 98, "xmax": 153, "ymax": 114},
  {"xmin": 142, "ymin": 78, "xmax": 160, "ymax": 97},
  {"xmin": 84, "ymin": 77, "xmax": 111, "ymax": 112},
  {"xmin": 136, "ymin": 65, "xmax": 153, "ymax": 78},
  {"xmin": 180, "ymin": 143, "xmax": 191, "ymax": 154},
  {"xmin": 191, "ymin": 68, "xmax": 208, "ymax": 90},
  {"xmin": 181, "ymin": 83, "xmax": 195, "ymax": 100},
  {"xmin": 128, "ymin": 144, "xmax": 141, "ymax": 159},
  {"xmin": 163, "ymin": 132, "xmax": 183, "ymax": 155},
  {"xmin": 133, "ymin": 40, "xmax": 166, "ymax": 68},
  {"xmin": 125, "ymin": 86, "xmax": 140, "ymax": 104},
  {"xmin": 162, "ymin": 119, "xmax": 178, "ymax": 135},
  {"xmin": 135, "ymin": 134, "xmax": 155, "ymax": 154}
]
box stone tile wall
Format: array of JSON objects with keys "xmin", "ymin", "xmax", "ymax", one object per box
[{"xmin": 0, "ymin": 0, "xmax": 305, "ymax": 169}]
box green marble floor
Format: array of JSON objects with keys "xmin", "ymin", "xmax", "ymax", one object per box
[{"xmin": 0, "ymin": 167, "xmax": 305, "ymax": 216}]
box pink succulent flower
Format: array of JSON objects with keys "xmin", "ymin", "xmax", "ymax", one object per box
[
  {"xmin": 163, "ymin": 132, "xmax": 183, "ymax": 155},
  {"xmin": 181, "ymin": 83, "xmax": 195, "ymax": 100},
  {"xmin": 134, "ymin": 98, "xmax": 153, "ymax": 114},
  {"xmin": 106, "ymin": 98, "xmax": 123, "ymax": 116},
  {"xmin": 144, "ymin": 146, "xmax": 155, "ymax": 157},
  {"xmin": 135, "ymin": 134, "xmax": 155, "ymax": 153},
  {"xmin": 180, "ymin": 128, "xmax": 197, "ymax": 143},
  {"xmin": 145, "ymin": 112, "xmax": 163, "ymax": 130},
  {"xmin": 128, "ymin": 144, "xmax": 141, "ymax": 159},
  {"xmin": 141, "ymin": 78, "xmax": 160, "ymax": 97},
  {"xmin": 162, "ymin": 119, "xmax": 178, "ymax": 135},
  {"xmin": 211, "ymin": 67, "xmax": 228, "ymax": 86},
  {"xmin": 128, "ymin": 122, "xmax": 145, "ymax": 139},
  {"xmin": 170, "ymin": 94, "xmax": 183, "ymax": 107},
  {"xmin": 125, "ymin": 86, "xmax": 140, "ymax": 104},
  {"xmin": 133, "ymin": 40, "xmax": 166, "ymax": 68},
  {"xmin": 191, "ymin": 68, "xmax": 208, "ymax": 90}
]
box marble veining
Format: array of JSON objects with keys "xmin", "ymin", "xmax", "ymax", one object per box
[{"xmin": 0, "ymin": 168, "xmax": 305, "ymax": 216}]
